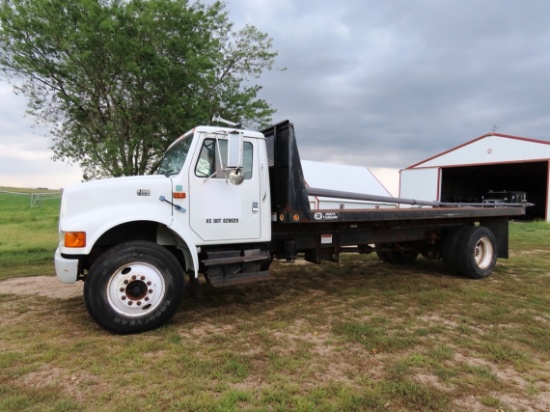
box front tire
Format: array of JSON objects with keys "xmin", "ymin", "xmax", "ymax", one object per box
[{"xmin": 84, "ymin": 241, "xmax": 184, "ymax": 334}]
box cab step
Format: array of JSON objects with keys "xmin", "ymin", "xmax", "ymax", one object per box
[
  {"xmin": 207, "ymin": 270, "xmax": 274, "ymax": 287},
  {"xmin": 203, "ymin": 248, "xmax": 268, "ymax": 266},
  {"xmin": 202, "ymin": 248, "xmax": 273, "ymax": 287}
]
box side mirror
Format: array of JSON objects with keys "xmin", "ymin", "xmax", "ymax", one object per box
[
  {"xmin": 226, "ymin": 131, "xmax": 243, "ymax": 169},
  {"xmin": 228, "ymin": 169, "xmax": 244, "ymax": 185}
]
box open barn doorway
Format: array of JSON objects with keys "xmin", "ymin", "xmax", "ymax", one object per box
[{"xmin": 440, "ymin": 161, "xmax": 548, "ymax": 219}]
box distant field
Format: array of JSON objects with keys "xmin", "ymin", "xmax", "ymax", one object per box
[
  {"xmin": 0, "ymin": 188, "xmax": 60, "ymax": 280},
  {"xmin": 0, "ymin": 188, "xmax": 549, "ymax": 411},
  {"xmin": 0, "ymin": 186, "xmax": 62, "ymax": 194}
]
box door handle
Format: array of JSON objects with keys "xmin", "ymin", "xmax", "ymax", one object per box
[{"xmin": 261, "ymin": 163, "xmax": 267, "ymax": 201}]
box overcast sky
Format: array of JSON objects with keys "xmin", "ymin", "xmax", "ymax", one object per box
[{"xmin": 2, "ymin": 0, "xmax": 550, "ymax": 194}]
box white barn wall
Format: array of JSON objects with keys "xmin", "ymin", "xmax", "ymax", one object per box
[
  {"xmin": 418, "ymin": 135, "xmax": 550, "ymax": 168},
  {"xmin": 301, "ymin": 160, "xmax": 396, "ymax": 209},
  {"xmin": 547, "ymin": 161, "xmax": 550, "ymax": 222},
  {"xmin": 399, "ymin": 168, "xmax": 440, "ymax": 206},
  {"xmin": 401, "ymin": 133, "xmax": 550, "ymax": 222}
]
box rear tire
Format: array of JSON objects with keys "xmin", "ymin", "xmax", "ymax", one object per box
[
  {"xmin": 456, "ymin": 226, "xmax": 497, "ymax": 279},
  {"xmin": 84, "ymin": 241, "xmax": 184, "ymax": 334},
  {"xmin": 441, "ymin": 226, "xmax": 469, "ymax": 275}
]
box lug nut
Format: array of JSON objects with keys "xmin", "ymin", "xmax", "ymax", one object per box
[
  {"xmin": 121, "ymin": 296, "xmax": 126, "ymax": 300},
  {"xmin": 148, "ymin": 289, "xmax": 153, "ymax": 294}
]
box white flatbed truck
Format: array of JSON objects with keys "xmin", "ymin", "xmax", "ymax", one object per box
[{"xmin": 54, "ymin": 120, "xmax": 527, "ymax": 333}]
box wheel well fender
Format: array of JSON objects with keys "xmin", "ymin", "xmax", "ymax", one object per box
[
  {"xmin": 91, "ymin": 221, "xmax": 199, "ymax": 278},
  {"xmin": 157, "ymin": 225, "xmax": 199, "ymax": 279}
]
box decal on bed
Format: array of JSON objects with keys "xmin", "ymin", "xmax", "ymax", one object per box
[{"xmin": 313, "ymin": 212, "xmax": 340, "ymax": 221}]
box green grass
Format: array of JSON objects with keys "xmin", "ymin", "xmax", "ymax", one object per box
[
  {"xmin": 0, "ymin": 188, "xmax": 60, "ymax": 280},
  {"xmin": 0, "ymin": 190, "xmax": 549, "ymax": 411}
]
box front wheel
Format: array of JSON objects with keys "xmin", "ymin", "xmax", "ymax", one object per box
[
  {"xmin": 84, "ymin": 241, "xmax": 184, "ymax": 334},
  {"xmin": 456, "ymin": 226, "xmax": 497, "ymax": 279}
]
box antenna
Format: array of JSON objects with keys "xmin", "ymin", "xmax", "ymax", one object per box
[{"xmin": 212, "ymin": 114, "xmax": 241, "ymax": 128}]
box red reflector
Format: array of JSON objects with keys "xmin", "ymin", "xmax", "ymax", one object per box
[{"xmin": 173, "ymin": 192, "xmax": 186, "ymax": 199}]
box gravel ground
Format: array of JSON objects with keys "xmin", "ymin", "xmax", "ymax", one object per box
[{"xmin": 0, "ymin": 276, "xmax": 83, "ymax": 299}]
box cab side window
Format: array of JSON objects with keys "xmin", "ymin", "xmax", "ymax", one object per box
[
  {"xmin": 243, "ymin": 142, "xmax": 253, "ymax": 179},
  {"xmin": 195, "ymin": 138, "xmax": 216, "ymax": 177},
  {"xmin": 195, "ymin": 138, "xmax": 254, "ymax": 179}
]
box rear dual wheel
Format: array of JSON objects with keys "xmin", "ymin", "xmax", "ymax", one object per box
[
  {"xmin": 442, "ymin": 226, "xmax": 497, "ymax": 279},
  {"xmin": 441, "ymin": 226, "xmax": 468, "ymax": 276}
]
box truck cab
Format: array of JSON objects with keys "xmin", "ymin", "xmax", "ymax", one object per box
[
  {"xmin": 55, "ymin": 125, "xmax": 273, "ymax": 333},
  {"xmin": 160, "ymin": 126, "xmax": 271, "ymax": 245},
  {"xmin": 482, "ymin": 190, "xmax": 528, "ymax": 205}
]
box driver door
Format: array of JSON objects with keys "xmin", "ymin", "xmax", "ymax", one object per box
[{"xmin": 189, "ymin": 133, "xmax": 262, "ymax": 242}]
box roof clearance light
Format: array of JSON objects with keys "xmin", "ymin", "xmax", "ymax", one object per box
[{"xmin": 64, "ymin": 232, "xmax": 86, "ymax": 248}]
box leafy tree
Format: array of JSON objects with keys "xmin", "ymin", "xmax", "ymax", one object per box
[{"xmin": 0, "ymin": 0, "xmax": 277, "ymax": 179}]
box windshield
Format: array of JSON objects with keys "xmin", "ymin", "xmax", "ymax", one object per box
[{"xmin": 156, "ymin": 134, "xmax": 193, "ymax": 176}]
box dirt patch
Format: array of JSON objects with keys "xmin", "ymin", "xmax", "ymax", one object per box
[{"xmin": 0, "ymin": 276, "xmax": 83, "ymax": 299}]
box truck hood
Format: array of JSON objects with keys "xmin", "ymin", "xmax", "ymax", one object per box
[{"xmin": 60, "ymin": 175, "xmax": 173, "ymax": 224}]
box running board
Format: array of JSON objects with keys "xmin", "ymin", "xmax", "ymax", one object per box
[
  {"xmin": 203, "ymin": 249, "xmax": 273, "ymax": 287},
  {"xmin": 207, "ymin": 270, "xmax": 274, "ymax": 287},
  {"xmin": 203, "ymin": 249, "xmax": 268, "ymax": 266}
]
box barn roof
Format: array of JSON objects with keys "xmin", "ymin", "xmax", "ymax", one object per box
[
  {"xmin": 406, "ymin": 133, "xmax": 550, "ymax": 169},
  {"xmin": 301, "ymin": 160, "xmax": 392, "ymax": 197}
]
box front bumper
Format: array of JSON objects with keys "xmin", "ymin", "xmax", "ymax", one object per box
[{"xmin": 54, "ymin": 248, "xmax": 79, "ymax": 284}]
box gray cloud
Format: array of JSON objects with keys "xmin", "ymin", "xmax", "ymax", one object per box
[
  {"xmin": 0, "ymin": 85, "xmax": 81, "ymax": 188},
  {"xmin": 2, "ymin": 0, "xmax": 550, "ymax": 192},
  {"xmin": 221, "ymin": 0, "xmax": 550, "ymax": 170}
]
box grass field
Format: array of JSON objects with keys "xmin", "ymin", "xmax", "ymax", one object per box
[
  {"xmin": 0, "ymin": 188, "xmax": 61, "ymax": 280},
  {"xmin": 0, "ymin": 189, "xmax": 549, "ymax": 411}
]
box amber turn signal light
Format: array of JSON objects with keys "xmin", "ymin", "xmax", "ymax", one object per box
[{"xmin": 64, "ymin": 232, "xmax": 86, "ymax": 248}]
